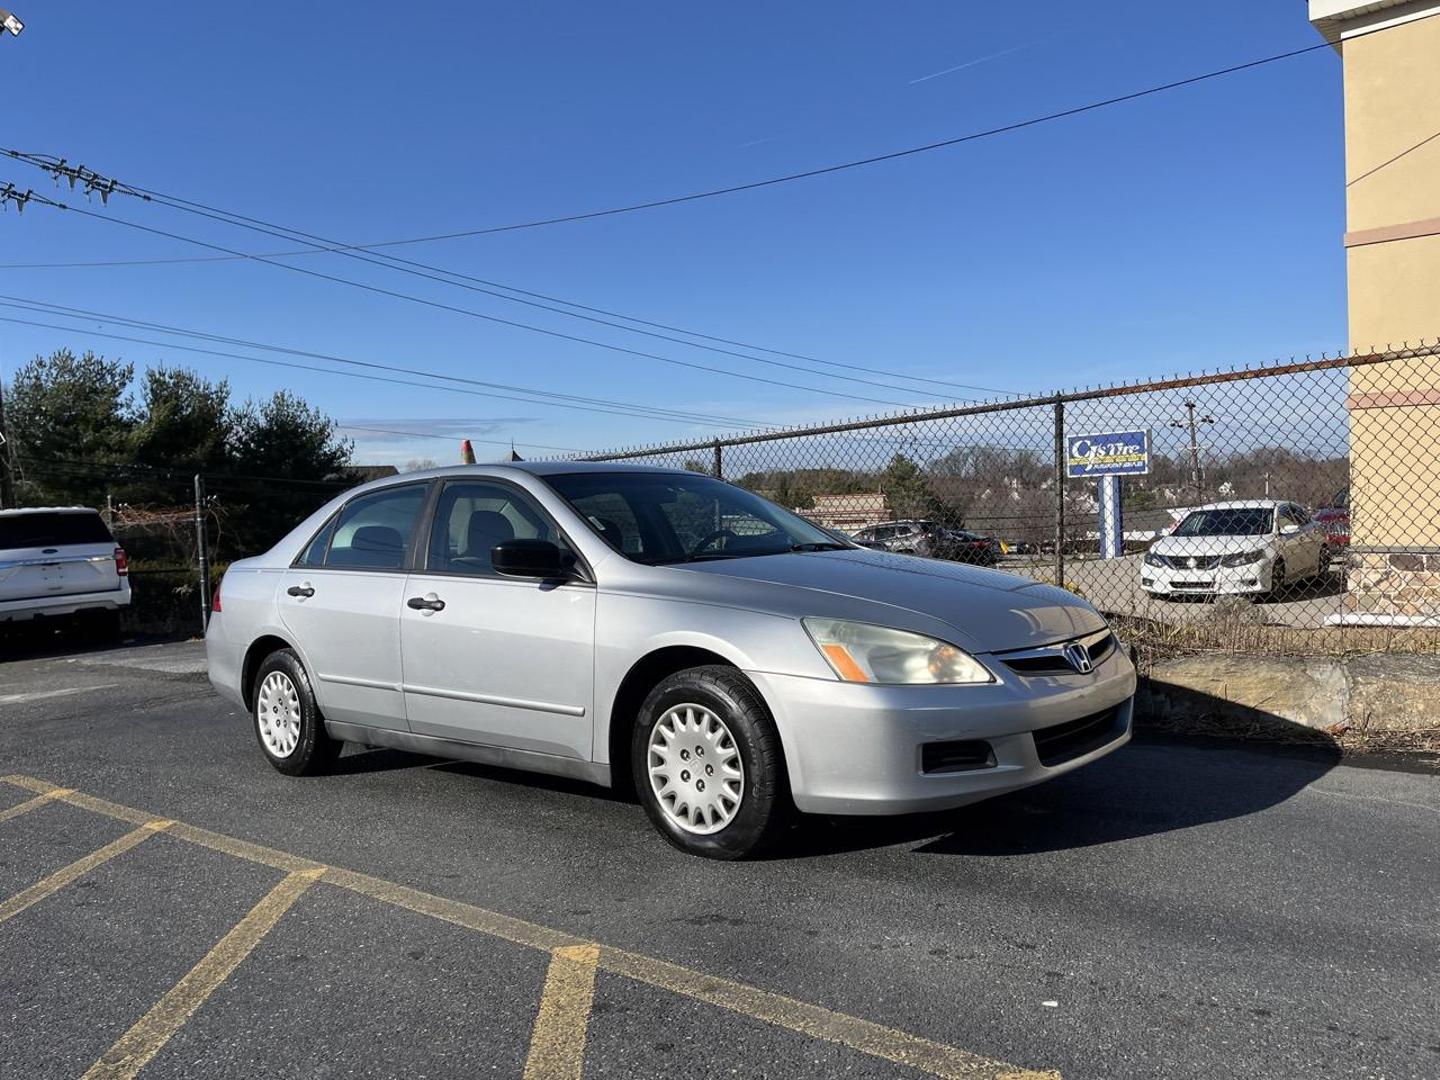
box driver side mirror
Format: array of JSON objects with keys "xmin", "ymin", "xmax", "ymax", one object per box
[{"xmin": 492, "ymin": 539, "xmax": 574, "ymax": 579}]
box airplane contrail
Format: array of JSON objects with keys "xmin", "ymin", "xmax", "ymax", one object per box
[{"xmin": 908, "ymin": 40, "xmax": 1045, "ymax": 85}]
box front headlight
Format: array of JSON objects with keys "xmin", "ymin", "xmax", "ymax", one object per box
[
  {"xmin": 1221, "ymin": 550, "xmax": 1266, "ymax": 568},
  {"xmin": 1143, "ymin": 552, "xmax": 1165, "ymax": 567},
  {"xmin": 803, "ymin": 618, "xmax": 993, "ymax": 685}
]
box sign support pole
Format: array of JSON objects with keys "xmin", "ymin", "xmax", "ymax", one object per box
[{"xmin": 1098, "ymin": 475, "xmax": 1123, "ymax": 560}]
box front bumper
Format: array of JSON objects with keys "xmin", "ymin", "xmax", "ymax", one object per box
[
  {"xmin": 1140, "ymin": 560, "xmax": 1274, "ymax": 596},
  {"xmin": 748, "ymin": 646, "xmax": 1136, "ymax": 815},
  {"xmin": 0, "ymin": 583, "xmax": 131, "ymax": 622}
]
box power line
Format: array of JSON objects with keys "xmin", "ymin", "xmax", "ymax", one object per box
[
  {"xmin": 4, "ymin": 41, "xmax": 1327, "ymax": 247},
  {"xmin": 0, "ymin": 292, "xmax": 760, "ymax": 427},
  {"xmin": 2, "ymin": 184, "xmax": 930, "ymax": 409},
  {"xmin": 336, "ymin": 423, "xmax": 585, "ymax": 455},
  {"xmin": 0, "ymin": 235, "xmax": 1009, "ymax": 398},
  {"xmin": 0, "ymin": 304, "xmax": 770, "ymax": 430},
  {"xmin": 1, "ymin": 152, "xmax": 1009, "ymax": 401}
]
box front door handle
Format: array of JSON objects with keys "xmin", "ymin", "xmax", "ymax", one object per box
[
  {"xmin": 407, "ymin": 594, "xmax": 445, "ymax": 613},
  {"xmin": 287, "ymin": 584, "xmax": 315, "ymax": 598}
]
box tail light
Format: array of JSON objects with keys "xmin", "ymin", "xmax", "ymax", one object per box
[
  {"xmin": 114, "ymin": 547, "xmax": 129, "ymax": 577},
  {"xmin": 211, "ymin": 579, "xmax": 222, "ymax": 613}
]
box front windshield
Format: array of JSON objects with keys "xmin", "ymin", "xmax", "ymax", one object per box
[
  {"xmin": 544, "ymin": 471, "xmax": 848, "ymax": 565},
  {"xmin": 1173, "ymin": 507, "xmax": 1274, "ymax": 537}
]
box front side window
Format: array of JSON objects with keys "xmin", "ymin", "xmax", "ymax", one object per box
[
  {"xmin": 545, "ymin": 471, "xmax": 844, "ymax": 566},
  {"xmin": 427, "ymin": 480, "xmax": 568, "ymax": 576},
  {"xmin": 1173, "ymin": 508, "xmax": 1275, "ymax": 538},
  {"xmin": 323, "ymin": 485, "xmax": 426, "ymax": 570}
]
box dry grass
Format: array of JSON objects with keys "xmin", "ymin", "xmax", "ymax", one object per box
[{"xmin": 1110, "ymin": 600, "xmax": 1440, "ymax": 676}]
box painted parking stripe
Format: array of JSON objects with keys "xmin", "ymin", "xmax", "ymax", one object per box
[
  {"xmin": 0, "ymin": 683, "xmax": 118, "ymax": 706},
  {"xmin": 81, "ymin": 866, "xmax": 325, "ymax": 1080},
  {"xmin": 0, "ymin": 787, "xmax": 74, "ymax": 824},
  {"xmin": 0, "ymin": 775, "xmax": 1060, "ymax": 1079},
  {"xmin": 0, "ymin": 819, "xmax": 173, "ymax": 926},
  {"xmin": 523, "ymin": 944, "xmax": 601, "ymax": 1080}
]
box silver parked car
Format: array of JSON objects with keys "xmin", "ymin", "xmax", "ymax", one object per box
[{"xmin": 207, "ymin": 464, "xmax": 1135, "ymax": 859}]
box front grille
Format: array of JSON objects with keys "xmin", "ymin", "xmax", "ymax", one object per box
[
  {"xmin": 1157, "ymin": 553, "xmax": 1221, "ymax": 570},
  {"xmin": 921, "ymin": 739, "xmax": 996, "ymax": 774},
  {"xmin": 1171, "ymin": 581, "xmax": 1214, "ymax": 590},
  {"xmin": 1032, "ymin": 707, "xmax": 1124, "ymax": 767},
  {"xmin": 1000, "ymin": 632, "xmax": 1116, "ymax": 676}
]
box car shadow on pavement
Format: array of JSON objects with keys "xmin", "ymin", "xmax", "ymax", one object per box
[{"xmin": 776, "ymin": 732, "xmax": 1341, "ymax": 860}]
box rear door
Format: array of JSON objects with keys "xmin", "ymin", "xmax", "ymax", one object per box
[
  {"xmin": 278, "ymin": 483, "xmax": 429, "ymax": 732},
  {"xmin": 0, "ymin": 511, "xmax": 121, "ymax": 603}
]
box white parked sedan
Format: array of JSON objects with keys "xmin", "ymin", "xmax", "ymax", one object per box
[{"xmin": 1141, "ymin": 500, "xmax": 1329, "ymax": 598}]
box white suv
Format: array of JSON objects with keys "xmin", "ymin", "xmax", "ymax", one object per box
[{"xmin": 0, "ymin": 507, "xmax": 131, "ymax": 634}]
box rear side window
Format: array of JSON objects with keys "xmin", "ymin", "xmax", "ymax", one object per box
[
  {"xmin": 0, "ymin": 511, "xmax": 113, "ymax": 548},
  {"xmin": 322, "ymin": 485, "xmax": 426, "ymax": 570}
]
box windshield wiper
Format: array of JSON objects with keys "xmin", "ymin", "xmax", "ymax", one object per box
[{"xmin": 787, "ymin": 542, "xmax": 851, "ymax": 552}]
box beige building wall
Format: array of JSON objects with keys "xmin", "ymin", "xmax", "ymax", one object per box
[{"xmin": 1313, "ymin": 1, "xmax": 1440, "ymax": 616}]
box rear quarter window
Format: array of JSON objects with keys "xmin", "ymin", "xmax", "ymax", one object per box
[{"xmin": 0, "ymin": 511, "xmax": 113, "ymax": 548}]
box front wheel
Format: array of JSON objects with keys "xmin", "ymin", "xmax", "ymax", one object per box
[
  {"xmin": 252, "ymin": 649, "xmax": 341, "ymax": 776},
  {"xmin": 631, "ymin": 666, "xmax": 789, "ymax": 860},
  {"xmin": 1269, "ymin": 558, "xmax": 1287, "ymax": 597}
]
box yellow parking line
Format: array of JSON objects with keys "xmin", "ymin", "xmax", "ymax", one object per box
[
  {"xmin": 81, "ymin": 867, "xmax": 326, "ymax": 1080},
  {"xmin": 0, "ymin": 819, "xmax": 173, "ymax": 926},
  {"xmin": 601, "ymin": 947, "xmax": 1058, "ymax": 1080},
  {"xmin": 0, "ymin": 776, "xmax": 1060, "ymax": 1079},
  {"xmin": 322, "ymin": 866, "xmax": 586, "ymax": 953},
  {"xmin": 523, "ymin": 944, "xmax": 601, "ymax": 1080},
  {"xmin": 0, "ymin": 787, "xmax": 74, "ymax": 824}
]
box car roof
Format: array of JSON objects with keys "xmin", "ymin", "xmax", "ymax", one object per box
[
  {"xmin": 1185, "ymin": 500, "xmax": 1289, "ymax": 511},
  {"xmin": 0, "ymin": 506, "xmax": 100, "ymax": 517},
  {"xmin": 390, "ymin": 461, "xmax": 695, "ymax": 481}
]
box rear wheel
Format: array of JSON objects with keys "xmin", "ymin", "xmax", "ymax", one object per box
[
  {"xmin": 252, "ymin": 649, "xmax": 340, "ymax": 776},
  {"xmin": 631, "ymin": 666, "xmax": 788, "ymax": 860}
]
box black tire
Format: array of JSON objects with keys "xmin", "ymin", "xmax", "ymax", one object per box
[
  {"xmin": 251, "ymin": 648, "xmax": 341, "ymax": 776},
  {"xmin": 631, "ymin": 665, "xmax": 789, "ymax": 860},
  {"xmin": 1270, "ymin": 558, "xmax": 1287, "ymax": 598}
]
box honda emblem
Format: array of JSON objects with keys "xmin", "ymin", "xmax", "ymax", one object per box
[{"xmin": 1062, "ymin": 642, "xmax": 1093, "ymax": 674}]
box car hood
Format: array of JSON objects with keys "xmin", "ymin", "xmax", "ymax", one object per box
[
  {"xmin": 664, "ymin": 549, "xmax": 1105, "ymax": 653},
  {"xmin": 1150, "ymin": 534, "xmax": 1276, "ymax": 557}
]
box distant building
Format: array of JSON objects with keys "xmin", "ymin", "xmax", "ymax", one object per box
[{"xmin": 801, "ymin": 492, "xmax": 891, "ymax": 533}]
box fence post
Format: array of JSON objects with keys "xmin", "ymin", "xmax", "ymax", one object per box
[
  {"xmin": 1052, "ymin": 396, "xmax": 1066, "ymax": 588},
  {"xmin": 194, "ymin": 474, "xmax": 212, "ymax": 632},
  {"xmin": 712, "ymin": 440, "xmax": 723, "ymax": 480}
]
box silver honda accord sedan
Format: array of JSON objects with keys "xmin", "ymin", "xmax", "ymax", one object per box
[{"xmin": 206, "ymin": 463, "xmax": 1135, "ymax": 858}]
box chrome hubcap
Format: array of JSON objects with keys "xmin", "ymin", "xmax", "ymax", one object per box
[
  {"xmin": 257, "ymin": 671, "xmax": 302, "ymax": 758},
  {"xmin": 648, "ymin": 703, "xmax": 744, "ymax": 835}
]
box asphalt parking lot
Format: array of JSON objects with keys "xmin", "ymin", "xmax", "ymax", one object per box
[{"xmin": 1, "ymin": 637, "xmax": 1438, "ymax": 1079}]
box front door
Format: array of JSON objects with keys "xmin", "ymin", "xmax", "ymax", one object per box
[
  {"xmin": 278, "ymin": 482, "xmax": 429, "ymax": 731},
  {"xmin": 399, "ymin": 478, "xmax": 595, "ymax": 761}
]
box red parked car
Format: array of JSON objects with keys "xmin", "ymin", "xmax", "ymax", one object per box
[{"xmin": 1314, "ymin": 487, "xmax": 1350, "ymax": 546}]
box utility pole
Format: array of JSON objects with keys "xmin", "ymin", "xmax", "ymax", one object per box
[
  {"xmin": 1169, "ymin": 401, "xmax": 1214, "ymax": 498},
  {"xmin": 194, "ymin": 475, "xmax": 212, "ymax": 631},
  {"xmin": 0, "ymin": 376, "xmax": 15, "ymax": 509}
]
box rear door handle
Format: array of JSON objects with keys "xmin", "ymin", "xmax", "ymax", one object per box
[
  {"xmin": 407, "ymin": 594, "xmax": 445, "ymax": 613},
  {"xmin": 287, "ymin": 584, "xmax": 315, "ymax": 598}
]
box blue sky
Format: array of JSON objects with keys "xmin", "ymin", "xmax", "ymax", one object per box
[{"xmin": 0, "ymin": 1, "xmax": 1344, "ymax": 466}]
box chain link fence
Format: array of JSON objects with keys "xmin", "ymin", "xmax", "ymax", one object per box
[{"xmin": 577, "ymin": 343, "xmax": 1440, "ymax": 658}]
